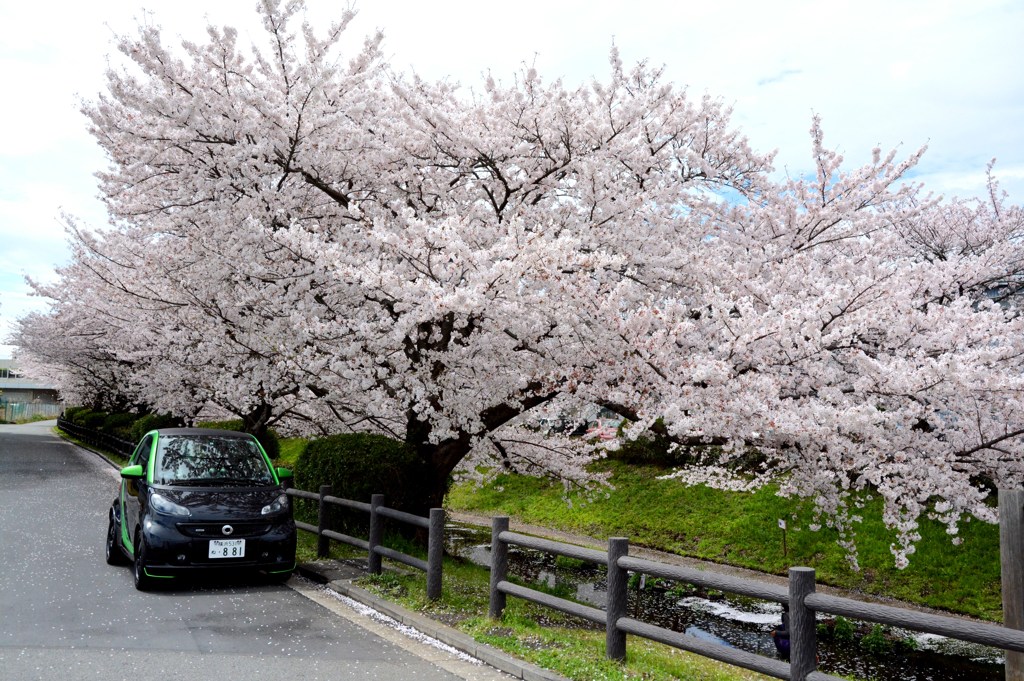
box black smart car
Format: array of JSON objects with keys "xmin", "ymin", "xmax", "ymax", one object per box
[{"xmin": 105, "ymin": 428, "xmax": 297, "ymax": 590}]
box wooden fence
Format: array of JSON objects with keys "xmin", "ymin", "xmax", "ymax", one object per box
[
  {"xmin": 285, "ymin": 485, "xmax": 446, "ymax": 600},
  {"xmin": 282, "ymin": 488, "xmax": 1024, "ymax": 680},
  {"xmin": 56, "ymin": 417, "xmax": 135, "ymax": 457}
]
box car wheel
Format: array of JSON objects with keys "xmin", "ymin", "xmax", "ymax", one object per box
[
  {"xmin": 133, "ymin": 531, "xmax": 154, "ymax": 591},
  {"xmin": 105, "ymin": 513, "xmax": 127, "ymax": 566}
]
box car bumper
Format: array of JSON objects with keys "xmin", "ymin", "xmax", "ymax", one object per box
[{"xmin": 141, "ymin": 517, "xmax": 296, "ymax": 576}]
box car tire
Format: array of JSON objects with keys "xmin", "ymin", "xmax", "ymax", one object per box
[
  {"xmin": 133, "ymin": 531, "xmax": 154, "ymax": 591},
  {"xmin": 105, "ymin": 513, "xmax": 127, "ymax": 566}
]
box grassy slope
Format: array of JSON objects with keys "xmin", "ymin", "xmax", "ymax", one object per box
[{"xmin": 446, "ymin": 460, "xmax": 1002, "ymax": 621}]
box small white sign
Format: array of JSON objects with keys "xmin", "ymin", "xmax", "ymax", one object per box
[{"xmin": 778, "ymin": 519, "xmax": 787, "ymax": 530}]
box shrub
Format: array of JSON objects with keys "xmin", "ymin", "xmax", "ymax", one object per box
[
  {"xmin": 294, "ymin": 433, "xmax": 428, "ymax": 534},
  {"xmin": 833, "ymin": 616, "xmax": 856, "ymax": 643},
  {"xmin": 197, "ymin": 418, "xmax": 245, "ymax": 431},
  {"xmin": 818, "ymin": 616, "xmax": 858, "ymax": 642},
  {"xmin": 78, "ymin": 410, "xmax": 108, "ymax": 429},
  {"xmin": 128, "ymin": 413, "xmax": 184, "ymax": 442},
  {"xmin": 62, "ymin": 406, "xmax": 90, "ymax": 422},
  {"xmin": 893, "ymin": 636, "xmax": 918, "ymax": 654},
  {"xmin": 608, "ymin": 434, "xmax": 693, "ymax": 467},
  {"xmin": 101, "ymin": 412, "xmax": 139, "ymax": 440}
]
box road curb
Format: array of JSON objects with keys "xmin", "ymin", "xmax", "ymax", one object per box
[{"xmin": 296, "ymin": 561, "xmax": 568, "ymax": 681}]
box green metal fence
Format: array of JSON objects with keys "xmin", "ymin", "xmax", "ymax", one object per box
[{"xmin": 0, "ymin": 402, "xmax": 62, "ymax": 422}]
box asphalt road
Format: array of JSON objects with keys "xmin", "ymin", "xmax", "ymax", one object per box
[{"xmin": 0, "ymin": 421, "xmax": 509, "ymax": 681}]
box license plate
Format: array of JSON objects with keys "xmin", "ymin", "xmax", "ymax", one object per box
[{"xmin": 209, "ymin": 539, "xmax": 245, "ymax": 559}]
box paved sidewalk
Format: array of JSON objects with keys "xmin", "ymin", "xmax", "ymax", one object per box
[{"xmin": 296, "ymin": 560, "xmax": 568, "ymax": 681}]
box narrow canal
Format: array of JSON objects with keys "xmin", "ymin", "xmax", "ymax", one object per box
[{"xmin": 445, "ymin": 522, "xmax": 1005, "ymax": 681}]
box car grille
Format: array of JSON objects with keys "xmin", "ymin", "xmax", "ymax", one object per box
[{"xmin": 177, "ymin": 522, "xmax": 273, "ymax": 538}]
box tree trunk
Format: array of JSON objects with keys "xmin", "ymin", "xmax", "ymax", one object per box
[
  {"xmin": 242, "ymin": 402, "xmax": 276, "ymax": 458},
  {"xmin": 416, "ymin": 436, "xmax": 472, "ymax": 514}
]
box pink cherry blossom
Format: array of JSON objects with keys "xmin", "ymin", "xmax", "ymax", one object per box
[{"xmin": 13, "ymin": 0, "xmax": 1023, "ymax": 567}]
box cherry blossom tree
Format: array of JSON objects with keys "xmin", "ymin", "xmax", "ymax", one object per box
[{"xmin": 16, "ymin": 0, "xmax": 1024, "ymax": 565}]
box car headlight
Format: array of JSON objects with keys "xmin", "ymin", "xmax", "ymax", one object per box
[
  {"xmin": 262, "ymin": 494, "xmax": 290, "ymax": 515},
  {"xmin": 151, "ymin": 492, "xmax": 191, "ymax": 517}
]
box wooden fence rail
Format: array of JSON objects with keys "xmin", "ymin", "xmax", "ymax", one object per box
[
  {"xmin": 56, "ymin": 417, "xmax": 135, "ymax": 458},
  {"xmin": 487, "ymin": 515, "xmax": 1024, "ymax": 681},
  {"xmin": 285, "ymin": 486, "xmax": 445, "ymax": 600}
]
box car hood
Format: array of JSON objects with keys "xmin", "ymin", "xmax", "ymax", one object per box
[{"xmin": 154, "ymin": 486, "xmax": 283, "ymax": 519}]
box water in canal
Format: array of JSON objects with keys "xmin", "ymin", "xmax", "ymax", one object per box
[{"xmin": 445, "ymin": 522, "xmax": 1005, "ymax": 681}]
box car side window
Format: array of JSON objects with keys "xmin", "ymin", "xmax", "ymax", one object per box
[{"xmin": 130, "ymin": 435, "xmax": 154, "ymax": 471}]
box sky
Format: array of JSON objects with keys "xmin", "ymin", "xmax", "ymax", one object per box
[{"xmin": 1, "ymin": 0, "xmax": 1022, "ymax": 358}]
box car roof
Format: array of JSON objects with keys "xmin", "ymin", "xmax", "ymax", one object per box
[{"xmin": 151, "ymin": 428, "xmax": 256, "ymax": 439}]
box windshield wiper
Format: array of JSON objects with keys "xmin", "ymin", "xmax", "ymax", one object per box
[
  {"xmin": 164, "ymin": 477, "xmax": 242, "ymax": 486},
  {"xmin": 163, "ymin": 476, "xmax": 272, "ymax": 486},
  {"xmin": 195, "ymin": 477, "xmax": 253, "ymax": 486}
]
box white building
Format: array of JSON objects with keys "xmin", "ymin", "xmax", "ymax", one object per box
[{"xmin": 0, "ymin": 358, "xmax": 62, "ymax": 422}]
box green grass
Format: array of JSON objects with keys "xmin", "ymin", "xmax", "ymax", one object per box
[
  {"xmin": 300, "ymin": 524, "xmax": 773, "ymax": 679},
  {"xmin": 11, "ymin": 414, "xmax": 57, "ymax": 424},
  {"xmin": 53, "ymin": 426, "xmax": 132, "ymax": 467},
  {"xmin": 447, "ymin": 460, "xmax": 1002, "ymax": 621},
  {"xmin": 277, "ymin": 437, "xmax": 307, "ymax": 467}
]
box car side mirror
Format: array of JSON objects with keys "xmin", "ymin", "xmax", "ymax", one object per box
[
  {"xmin": 120, "ymin": 464, "xmax": 145, "ymax": 480},
  {"xmin": 275, "ymin": 467, "xmax": 293, "ymax": 480}
]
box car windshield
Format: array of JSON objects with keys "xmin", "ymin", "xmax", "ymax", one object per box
[{"xmin": 153, "ymin": 435, "xmax": 274, "ymax": 486}]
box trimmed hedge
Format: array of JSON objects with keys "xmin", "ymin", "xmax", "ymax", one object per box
[
  {"xmin": 62, "ymin": 406, "xmax": 91, "ymax": 423},
  {"xmin": 59, "ymin": 407, "xmax": 278, "ymax": 461},
  {"xmin": 63, "ymin": 407, "xmax": 183, "ymax": 443},
  {"xmin": 80, "ymin": 410, "xmax": 108, "ymax": 430},
  {"xmin": 129, "ymin": 413, "xmax": 184, "ymax": 442},
  {"xmin": 293, "ymin": 433, "xmax": 428, "ymax": 533},
  {"xmin": 101, "ymin": 412, "xmax": 140, "ymax": 441}
]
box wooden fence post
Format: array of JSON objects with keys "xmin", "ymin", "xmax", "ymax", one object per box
[
  {"xmin": 368, "ymin": 493, "xmax": 384, "ymax": 574},
  {"xmin": 426, "ymin": 508, "xmax": 445, "ymax": 600},
  {"xmin": 489, "ymin": 516, "xmax": 509, "ymax": 619},
  {"xmin": 316, "ymin": 485, "xmax": 331, "ymax": 558},
  {"xmin": 788, "ymin": 567, "xmax": 817, "ymax": 681},
  {"xmin": 606, "ymin": 537, "xmax": 629, "ymax": 661},
  {"xmin": 1001, "ymin": 489, "xmax": 1024, "ymax": 681}
]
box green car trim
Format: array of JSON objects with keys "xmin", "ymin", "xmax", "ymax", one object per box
[
  {"xmin": 118, "ymin": 431, "xmax": 157, "ymax": 555},
  {"xmin": 119, "ymin": 484, "xmax": 133, "ymax": 554},
  {"xmin": 146, "ymin": 435, "xmax": 157, "ymax": 482},
  {"xmin": 249, "ymin": 435, "xmax": 279, "ymax": 484}
]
